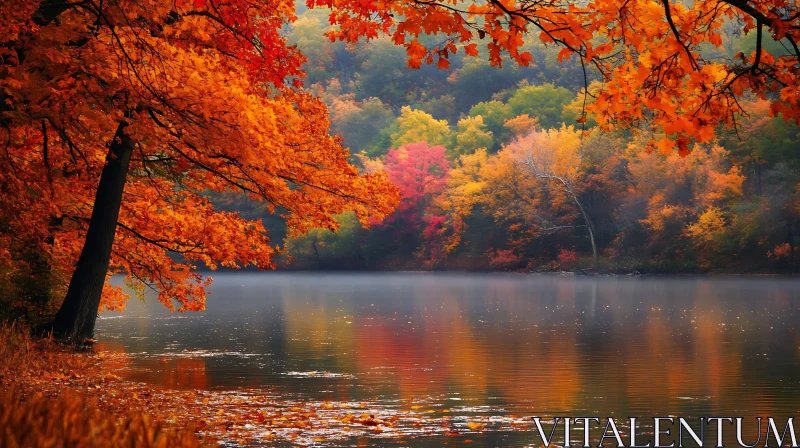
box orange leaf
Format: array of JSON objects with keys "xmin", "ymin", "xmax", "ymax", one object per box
[{"xmin": 464, "ymin": 43, "xmax": 479, "ymax": 56}]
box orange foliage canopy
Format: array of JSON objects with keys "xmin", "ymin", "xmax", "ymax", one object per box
[
  {"xmin": 0, "ymin": 0, "xmax": 398, "ymax": 312},
  {"xmin": 316, "ymin": 0, "xmax": 800, "ymax": 153}
]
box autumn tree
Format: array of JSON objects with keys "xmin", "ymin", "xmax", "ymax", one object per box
[
  {"xmin": 384, "ymin": 142, "xmax": 450, "ymax": 220},
  {"xmin": 390, "ymin": 107, "xmax": 453, "ymax": 149},
  {"xmin": 507, "ymin": 84, "xmax": 573, "ymax": 129},
  {"xmin": 452, "ymin": 116, "xmax": 493, "ymax": 158},
  {"xmin": 429, "ymin": 149, "xmax": 490, "ymax": 262},
  {"xmin": 0, "ymin": 0, "xmax": 398, "ymax": 341},
  {"xmin": 327, "ymin": 95, "xmax": 396, "ymax": 156},
  {"xmin": 462, "ymin": 142, "xmax": 542, "ymax": 265},
  {"xmin": 381, "ymin": 142, "xmax": 450, "ymax": 259},
  {"xmin": 511, "ymin": 127, "xmax": 599, "ymax": 268},
  {"xmin": 621, "ymin": 141, "xmax": 745, "ymax": 267},
  {"xmin": 469, "ymin": 101, "xmax": 513, "ymax": 150},
  {"xmin": 504, "ymin": 114, "xmax": 539, "ymax": 137}
]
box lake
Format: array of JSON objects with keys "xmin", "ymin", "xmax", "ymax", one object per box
[{"xmin": 96, "ymin": 272, "xmax": 800, "ymax": 446}]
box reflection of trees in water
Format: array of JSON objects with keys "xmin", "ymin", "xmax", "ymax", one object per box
[
  {"xmin": 100, "ymin": 274, "xmax": 800, "ymax": 435},
  {"xmin": 160, "ymin": 358, "xmax": 208, "ymax": 390},
  {"xmin": 278, "ymin": 276, "xmax": 799, "ymax": 423},
  {"xmin": 277, "ymin": 277, "xmax": 586, "ymax": 409},
  {"xmin": 280, "ymin": 290, "xmax": 359, "ymax": 393},
  {"xmin": 97, "ymin": 341, "xmax": 208, "ymax": 390},
  {"xmin": 93, "ymin": 341, "xmax": 132, "ymax": 373}
]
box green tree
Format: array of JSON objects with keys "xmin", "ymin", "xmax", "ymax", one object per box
[
  {"xmin": 354, "ymin": 38, "xmax": 450, "ymax": 107},
  {"xmin": 451, "ymin": 58, "xmax": 526, "ymax": 113},
  {"xmin": 284, "ymin": 212, "xmax": 365, "ymax": 269},
  {"xmin": 390, "ymin": 107, "xmax": 452, "ymax": 148},
  {"xmin": 416, "ymin": 94, "xmax": 457, "ymax": 122},
  {"xmin": 468, "ymin": 101, "xmax": 513, "ymax": 151},
  {"xmin": 453, "ymin": 116, "xmax": 494, "ymax": 157},
  {"xmin": 331, "ymin": 98, "xmax": 396, "ymax": 155},
  {"xmin": 507, "ymin": 84, "xmax": 574, "ymax": 129},
  {"xmin": 289, "ymin": 9, "xmax": 344, "ymax": 85}
]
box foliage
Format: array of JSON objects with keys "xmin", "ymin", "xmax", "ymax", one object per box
[
  {"xmin": 616, "ymin": 142, "xmax": 746, "ymax": 267},
  {"xmin": 287, "ymin": 103, "xmax": 800, "ymax": 272},
  {"xmin": 0, "ymin": 0, "xmax": 399, "ymax": 316},
  {"xmin": 284, "ymin": 212, "xmax": 365, "ymax": 269},
  {"xmin": 384, "ymin": 142, "xmax": 450, "ymax": 222},
  {"xmin": 556, "ymin": 247, "xmax": 579, "ymax": 269},
  {"xmin": 4, "ymin": 0, "xmax": 800, "ymax": 323},
  {"xmin": 328, "ymin": 95, "xmax": 396, "ymax": 156},
  {"xmin": 390, "ymin": 107, "xmax": 453, "ymax": 149},
  {"xmin": 487, "ymin": 249, "xmax": 524, "ymax": 270},
  {"xmin": 450, "ymin": 57, "xmax": 527, "ymax": 113},
  {"xmin": 284, "ymin": 20, "xmax": 800, "ymax": 273},
  {"xmin": 416, "ymin": 94, "xmax": 457, "ymax": 122},
  {"xmin": 504, "ymin": 115, "xmax": 539, "ymax": 137},
  {"xmin": 453, "ymin": 116, "xmax": 494, "ymax": 158},
  {"xmin": 381, "ymin": 142, "xmax": 451, "ymax": 263},
  {"xmin": 289, "ymin": 9, "xmax": 345, "ymax": 85},
  {"xmin": 469, "ymin": 101, "xmax": 514, "ymax": 150},
  {"xmin": 507, "ymin": 84, "xmax": 574, "ymax": 129},
  {"xmin": 351, "ymin": 37, "xmax": 451, "ymax": 107}
]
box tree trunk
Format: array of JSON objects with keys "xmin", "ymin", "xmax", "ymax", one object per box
[
  {"xmin": 52, "ymin": 121, "xmax": 133, "ymax": 343},
  {"xmin": 571, "ymin": 192, "xmax": 598, "ymax": 270},
  {"xmin": 586, "ymin": 220, "xmax": 598, "ymax": 270}
]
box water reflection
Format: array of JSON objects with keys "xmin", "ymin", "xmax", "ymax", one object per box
[{"xmin": 97, "ymin": 273, "xmax": 800, "ymax": 441}]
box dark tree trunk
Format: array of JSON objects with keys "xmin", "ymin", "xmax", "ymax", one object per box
[{"xmin": 52, "ymin": 121, "xmax": 133, "ymax": 342}]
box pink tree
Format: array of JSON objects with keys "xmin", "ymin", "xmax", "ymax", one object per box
[
  {"xmin": 384, "ymin": 142, "xmax": 450, "ymax": 221},
  {"xmin": 382, "ymin": 142, "xmax": 450, "ymax": 255}
]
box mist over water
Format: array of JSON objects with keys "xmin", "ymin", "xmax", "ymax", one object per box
[{"xmin": 97, "ymin": 272, "xmax": 800, "ymax": 446}]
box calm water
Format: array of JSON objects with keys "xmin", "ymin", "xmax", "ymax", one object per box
[{"xmin": 96, "ymin": 273, "xmax": 800, "ymax": 446}]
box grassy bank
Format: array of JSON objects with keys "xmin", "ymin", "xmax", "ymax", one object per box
[{"xmin": 0, "ymin": 323, "xmax": 201, "ymax": 447}]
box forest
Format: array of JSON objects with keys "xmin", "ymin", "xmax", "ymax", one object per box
[{"xmin": 246, "ymin": 7, "xmax": 800, "ymax": 273}]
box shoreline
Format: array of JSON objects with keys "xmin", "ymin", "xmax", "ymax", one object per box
[{"xmin": 178, "ymin": 268, "xmax": 800, "ymax": 278}]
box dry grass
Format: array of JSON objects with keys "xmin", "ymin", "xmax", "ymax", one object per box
[
  {"xmin": 0, "ymin": 389, "xmax": 200, "ymax": 448},
  {"xmin": 0, "ymin": 321, "xmax": 97, "ymax": 381},
  {"xmin": 0, "ymin": 322, "xmax": 201, "ymax": 447}
]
